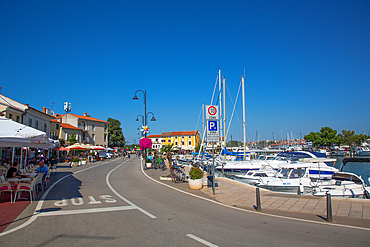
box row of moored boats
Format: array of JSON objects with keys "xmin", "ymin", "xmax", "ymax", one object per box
[{"xmin": 184, "ymin": 151, "xmax": 370, "ymax": 199}]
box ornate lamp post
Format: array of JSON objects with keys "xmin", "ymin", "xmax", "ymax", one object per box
[{"xmin": 133, "ymin": 90, "xmax": 156, "ymax": 169}]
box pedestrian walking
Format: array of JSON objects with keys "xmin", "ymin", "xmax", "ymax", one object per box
[{"xmin": 127, "ymin": 153, "xmax": 131, "ymax": 161}]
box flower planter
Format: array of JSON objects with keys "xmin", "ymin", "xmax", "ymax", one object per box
[
  {"xmin": 146, "ymin": 163, "xmax": 152, "ymax": 168},
  {"xmin": 81, "ymin": 160, "xmax": 86, "ymax": 165},
  {"xmin": 188, "ymin": 178, "xmax": 203, "ymax": 190}
]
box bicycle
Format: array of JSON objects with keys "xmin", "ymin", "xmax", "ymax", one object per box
[{"xmin": 171, "ymin": 163, "xmax": 188, "ymax": 183}]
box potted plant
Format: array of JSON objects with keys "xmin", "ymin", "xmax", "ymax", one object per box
[
  {"xmin": 71, "ymin": 157, "xmax": 80, "ymax": 167},
  {"xmin": 188, "ymin": 166, "xmax": 203, "ymax": 190}
]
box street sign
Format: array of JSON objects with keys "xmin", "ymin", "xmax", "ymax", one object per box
[
  {"xmin": 207, "ymin": 120, "xmax": 219, "ymax": 142},
  {"xmin": 205, "ymin": 105, "xmax": 219, "ymax": 120}
]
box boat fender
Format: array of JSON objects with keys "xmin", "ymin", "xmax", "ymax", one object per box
[{"xmin": 298, "ymin": 182, "xmax": 304, "ymax": 195}]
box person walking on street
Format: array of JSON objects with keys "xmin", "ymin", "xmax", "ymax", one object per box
[{"xmin": 127, "ymin": 153, "xmax": 131, "ymax": 161}]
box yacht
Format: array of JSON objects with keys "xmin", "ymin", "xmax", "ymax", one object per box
[
  {"xmin": 233, "ymin": 164, "xmax": 276, "ymax": 184},
  {"xmin": 215, "ymin": 151, "xmax": 338, "ymax": 179},
  {"xmin": 254, "ymin": 162, "xmax": 314, "ymax": 193},
  {"xmin": 312, "ymin": 172, "xmax": 370, "ymax": 198}
]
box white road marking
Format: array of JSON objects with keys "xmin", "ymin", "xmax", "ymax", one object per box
[
  {"xmin": 186, "ymin": 234, "xmax": 219, "ymax": 247},
  {"xmin": 141, "ymin": 162, "xmax": 370, "ymax": 232},
  {"xmin": 38, "ymin": 206, "xmax": 135, "ymax": 217},
  {"xmin": 105, "ymin": 162, "xmax": 157, "ymax": 219},
  {"xmin": 0, "ymin": 160, "xmax": 126, "ymax": 236}
]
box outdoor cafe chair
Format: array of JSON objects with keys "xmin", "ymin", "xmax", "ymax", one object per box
[
  {"xmin": 50, "ymin": 163, "xmax": 57, "ymax": 174},
  {"xmin": 35, "ymin": 174, "xmax": 44, "ymax": 193},
  {"xmin": 14, "ymin": 178, "xmax": 37, "ymax": 203},
  {"xmin": 43, "ymin": 174, "xmax": 50, "ymax": 188},
  {"xmin": 0, "ymin": 175, "xmax": 16, "ymax": 203}
]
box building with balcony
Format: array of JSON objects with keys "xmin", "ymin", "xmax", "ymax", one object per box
[
  {"xmin": 57, "ymin": 113, "xmax": 108, "ymax": 147},
  {"xmin": 59, "ymin": 123, "xmax": 83, "ymax": 145}
]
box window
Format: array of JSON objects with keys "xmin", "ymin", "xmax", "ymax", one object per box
[
  {"xmin": 8, "ymin": 114, "xmax": 12, "ymax": 120},
  {"xmin": 35, "ymin": 120, "xmax": 38, "ymax": 129},
  {"xmin": 104, "ymin": 125, "xmax": 107, "ymax": 131},
  {"xmin": 104, "ymin": 133, "xmax": 107, "ymax": 142},
  {"xmin": 189, "ymin": 141, "xmax": 192, "ymax": 145},
  {"xmin": 56, "ymin": 123, "xmax": 60, "ymax": 130},
  {"xmin": 182, "ymin": 141, "xmax": 184, "ymax": 145},
  {"xmin": 16, "ymin": 116, "xmax": 20, "ymax": 122},
  {"xmin": 92, "ymin": 134, "xmax": 95, "ymax": 141},
  {"xmin": 92, "ymin": 124, "xmax": 95, "ymax": 131},
  {"xmin": 78, "ymin": 122, "xmax": 81, "ymax": 128},
  {"xmin": 175, "ymin": 141, "xmax": 178, "ymax": 146},
  {"xmin": 29, "ymin": 119, "xmax": 32, "ymax": 127},
  {"xmin": 44, "ymin": 123, "xmax": 47, "ymax": 132}
]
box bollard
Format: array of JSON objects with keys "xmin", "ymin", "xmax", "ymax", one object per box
[
  {"xmin": 256, "ymin": 188, "xmax": 261, "ymax": 211},
  {"xmin": 326, "ymin": 192, "xmax": 333, "ymax": 222}
]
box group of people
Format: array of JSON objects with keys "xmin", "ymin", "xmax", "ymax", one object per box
[
  {"xmin": 6, "ymin": 160, "xmax": 49, "ymax": 180},
  {"xmin": 122, "ymin": 152, "xmax": 131, "ymax": 162}
]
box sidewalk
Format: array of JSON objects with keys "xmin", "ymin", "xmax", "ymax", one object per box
[{"xmin": 144, "ymin": 165, "xmax": 370, "ymax": 228}]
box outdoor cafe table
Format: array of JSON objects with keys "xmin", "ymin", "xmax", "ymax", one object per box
[{"xmin": 7, "ymin": 177, "xmax": 33, "ymax": 183}]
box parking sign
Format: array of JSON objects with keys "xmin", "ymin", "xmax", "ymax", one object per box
[{"xmin": 207, "ymin": 120, "xmax": 219, "ymax": 143}]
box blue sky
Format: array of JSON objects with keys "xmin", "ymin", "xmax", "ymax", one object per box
[{"xmin": 1, "ymin": 1, "xmax": 369, "ymax": 144}]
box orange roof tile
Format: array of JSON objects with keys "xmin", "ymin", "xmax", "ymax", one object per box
[
  {"xmin": 60, "ymin": 123, "xmax": 82, "ymax": 130},
  {"xmin": 161, "ymin": 131, "xmax": 198, "ymax": 137},
  {"xmin": 147, "ymin": 134, "xmax": 161, "ymax": 138},
  {"xmin": 57, "ymin": 113, "xmax": 108, "ymax": 123}
]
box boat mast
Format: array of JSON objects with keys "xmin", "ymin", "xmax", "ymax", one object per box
[
  {"xmin": 223, "ymin": 77, "xmax": 226, "ymax": 150},
  {"xmin": 218, "ymin": 69, "xmax": 223, "ymax": 150},
  {"xmin": 242, "ymin": 75, "xmax": 246, "ymax": 160}
]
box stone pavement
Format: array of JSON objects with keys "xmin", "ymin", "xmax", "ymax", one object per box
[
  {"xmin": 144, "ymin": 164, "xmax": 370, "ymax": 228},
  {"xmin": 200, "ymin": 177, "xmax": 370, "ymax": 220}
]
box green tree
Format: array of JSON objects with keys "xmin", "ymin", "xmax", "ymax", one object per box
[
  {"xmin": 67, "ymin": 132, "xmax": 77, "ymax": 145},
  {"xmin": 107, "ymin": 118, "xmax": 125, "ymax": 147},
  {"xmin": 339, "ymin": 130, "xmax": 356, "ymax": 146}
]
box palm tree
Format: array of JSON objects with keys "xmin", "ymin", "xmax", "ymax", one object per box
[{"xmin": 160, "ymin": 144, "xmax": 175, "ymax": 173}]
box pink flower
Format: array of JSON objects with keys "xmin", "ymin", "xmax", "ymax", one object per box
[{"xmin": 139, "ymin": 138, "xmax": 152, "ymax": 150}]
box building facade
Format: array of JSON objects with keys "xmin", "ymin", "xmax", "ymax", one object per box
[
  {"xmin": 150, "ymin": 131, "xmax": 201, "ymax": 151},
  {"xmin": 146, "ymin": 134, "xmax": 162, "ymax": 150},
  {"xmin": 23, "ymin": 105, "xmax": 53, "ymax": 137},
  {"xmin": 57, "ymin": 113, "xmax": 108, "ymax": 147},
  {"xmin": 0, "ymin": 94, "xmax": 27, "ymax": 123}
]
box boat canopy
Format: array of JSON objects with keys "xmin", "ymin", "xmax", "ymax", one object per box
[
  {"xmin": 332, "ymin": 172, "xmax": 364, "ymax": 184},
  {"xmin": 340, "ymin": 158, "xmax": 370, "ymax": 171}
]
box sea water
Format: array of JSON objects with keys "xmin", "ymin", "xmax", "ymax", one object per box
[{"xmin": 334, "ymin": 156, "xmax": 370, "ymax": 185}]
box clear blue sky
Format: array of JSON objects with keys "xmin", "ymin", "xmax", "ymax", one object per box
[{"xmin": 1, "ymin": 1, "xmax": 369, "ymax": 144}]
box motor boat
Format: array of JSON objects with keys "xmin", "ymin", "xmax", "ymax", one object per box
[
  {"xmin": 254, "ymin": 162, "xmax": 315, "ymax": 193},
  {"xmin": 215, "ymin": 151, "xmax": 338, "ymax": 179},
  {"xmin": 233, "ymin": 164, "xmax": 277, "ymax": 184},
  {"xmin": 312, "ymin": 157, "xmax": 370, "ymax": 198},
  {"xmin": 312, "ymin": 172, "xmax": 370, "ymax": 198}
]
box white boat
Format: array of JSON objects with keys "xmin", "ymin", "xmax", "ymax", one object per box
[
  {"xmin": 254, "ymin": 162, "xmax": 314, "ymax": 193},
  {"xmin": 233, "ymin": 164, "xmax": 276, "ymax": 184},
  {"xmin": 216, "ymin": 151, "xmax": 338, "ymax": 179},
  {"xmin": 312, "ymin": 172, "xmax": 370, "ymax": 198}
]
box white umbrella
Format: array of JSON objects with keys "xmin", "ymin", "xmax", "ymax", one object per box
[{"xmin": 0, "ymin": 117, "xmax": 56, "ymax": 148}]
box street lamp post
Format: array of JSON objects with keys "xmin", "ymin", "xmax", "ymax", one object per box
[{"xmin": 133, "ymin": 90, "xmax": 156, "ymax": 169}]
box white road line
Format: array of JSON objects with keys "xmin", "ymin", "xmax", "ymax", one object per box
[
  {"xmin": 141, "ymin": 163, "xmax": 370, "ymax": 232},
  {"xmin": 0, "ymin": 160, "xmax": 117, "ymax": 237},
  {"xmin": 186, "ymin": 234, "xmax": 219, "ymax": 247},
  {"xmin": 38, "ymin": 206, "xmax": 135, "ymax": 217},
  {"xmin": 105, "ymin": 162, "xmax": 157, "ymax": 219}
]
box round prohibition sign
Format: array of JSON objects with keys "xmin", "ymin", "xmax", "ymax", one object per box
[{"xmin": 208, "ymin": 106, "xmax": 217, "ymax": 116}]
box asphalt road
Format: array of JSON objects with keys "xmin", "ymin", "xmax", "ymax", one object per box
[{"xmin": 0, "ymin": 157, "xmax": 369, "ymax": 246}]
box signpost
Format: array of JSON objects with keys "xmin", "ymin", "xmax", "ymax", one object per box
[{"xmin": 205, "ymin": 105, "xmax": 219, "ymax": 195}]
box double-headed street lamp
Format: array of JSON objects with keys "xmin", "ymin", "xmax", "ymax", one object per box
[
  {"xmin": 133, "ymin": 90, "xmax": 156, "ymax": 138},
  {"xmin": 133, "ymin": 89, "xmax": 156, "ymax": 169}
]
